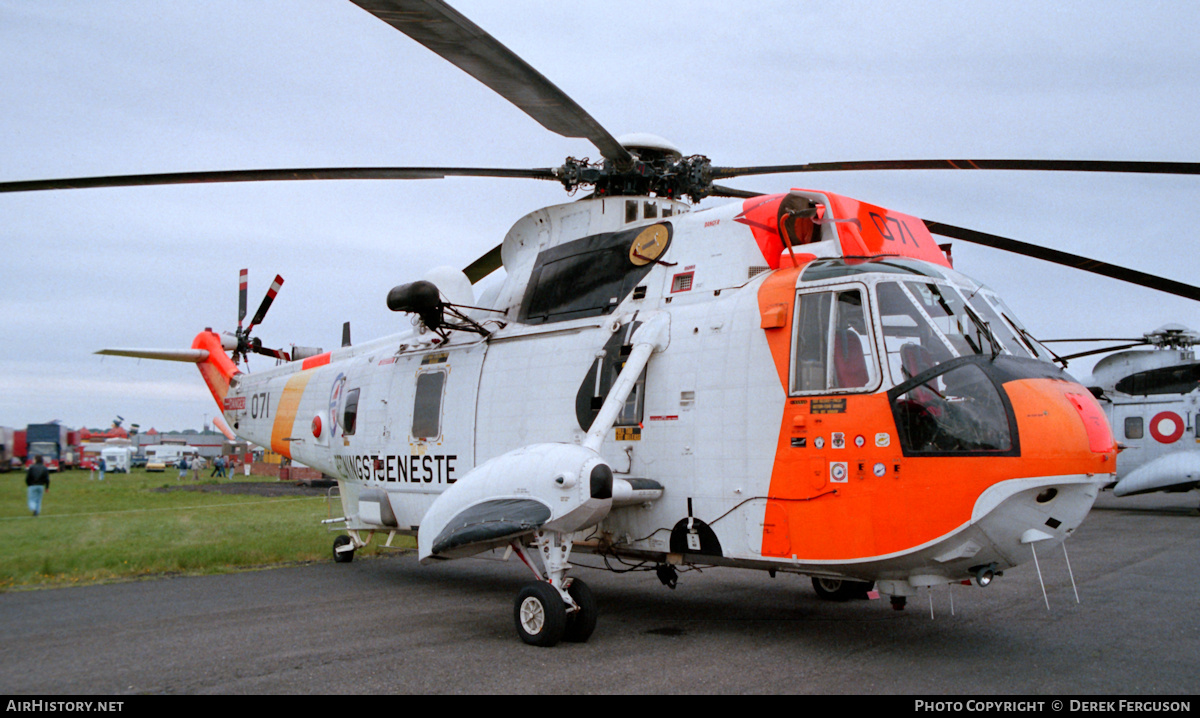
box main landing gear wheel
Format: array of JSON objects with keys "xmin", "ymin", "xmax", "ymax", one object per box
[
  {"xmin": 563, "ymin": 578, "xmax": 597, "ymax": 643},
  {"xmin": 514, "ymin": 582, "xmax": 567, "ymax": 647},
  {"xmin": 333, "ymin": 534, "xmax": 355, "ymax": 563},
  {"xmin": 812, "ymin": 577, "xmax": 874, "ymax": 601}
]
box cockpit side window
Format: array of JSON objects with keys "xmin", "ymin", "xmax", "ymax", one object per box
[{"xmin": 792, "ymin": 287, "xmax": 877, "ymax": 393}]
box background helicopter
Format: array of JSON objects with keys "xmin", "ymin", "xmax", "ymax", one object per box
[
  {"xmin": 1044, "ymin": 325, "xmax": 1200, "ymax": 502},
  {"xmin": 2, "ymin": 1, "xmax": 1199, "ymax": 433}
]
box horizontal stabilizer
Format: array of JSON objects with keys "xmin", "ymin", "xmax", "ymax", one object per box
[
  {"xmin": 96, "ymin": 348, "xmax": 209, "ymax": 363},
  {"xmin": 430, "ymin": 498, "xmax": 551, "ymax": 557}
]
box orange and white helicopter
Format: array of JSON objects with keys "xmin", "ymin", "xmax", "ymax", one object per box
[{"xmin": 5, "ymin": 0, "xmax": 1200, "ymax": 646}]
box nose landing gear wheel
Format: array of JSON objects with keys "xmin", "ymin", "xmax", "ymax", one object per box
[
  {"xmin": 563, "ymin": 578, "xmax": 597, "ymax": 643},
  {"xmin": 812, "ymin": 577, "xmax": 873, "ymax": 601},
  {"xmin": 514, "ymin": 582, "xmax": 567, "ymax": 647}
]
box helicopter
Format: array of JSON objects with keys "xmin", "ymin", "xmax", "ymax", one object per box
[
  {"xmin": 1043, "ymin": 325, "xmax": 1200, "ymax": 502},
  {"xmin": 5, "ymin": 0, "xmax": 1200, "ymax": 646}
]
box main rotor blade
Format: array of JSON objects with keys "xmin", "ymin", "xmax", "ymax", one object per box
[
  {"xmin": 1040, "ymin": 337, "xmax": 1147, "ymax": 343},
  {"xmin": 349, "ymin": 0, "xmax": 633, "ymax": 167},
  {"xmin": 1058, "ymin": 343, "xmax": 1149, "ymax": 362},
  {"xmin": 710, "ymin": 184, "xmax": 764, "ymax": 199},
  {"xmin": 247, "ymin": 275, "xmax": 284, "ymax": 332},
  {"xmin": 923, "ymin": 220, "xmax": 1200, "ymax": 302},
  {"xmin": 0, "ymin": 167, "xmax": 557, "ymax": 194},
  {"xmin": 710, "ymin": 159, "xmax": 1200, "ymax": 181}
]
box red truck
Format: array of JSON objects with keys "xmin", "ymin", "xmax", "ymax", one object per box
[
  {"xmin": 25, "ymin": 423, "xmax": 76, "ymax": 471},
  {"xmin": 12, "ymin": 429, "xmax": 26, "ymax": 470}
]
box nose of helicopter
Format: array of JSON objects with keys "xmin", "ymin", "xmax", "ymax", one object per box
[
  {"xmin": 878, "ymin": 360, "xmax": 1116, "ymax": 591},
  {"xmin": 973, "ymin": 371, "xmax": 1115, "ymax": 565}
]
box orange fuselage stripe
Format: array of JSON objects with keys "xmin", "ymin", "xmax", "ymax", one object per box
[{"xmin": 270, "ymin": 373, "xmax": 313, "ymax": 458}]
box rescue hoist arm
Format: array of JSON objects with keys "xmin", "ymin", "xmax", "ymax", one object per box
[{"xmin": 583, "ymin": 313, "xmax": 671, "ymax": 454}]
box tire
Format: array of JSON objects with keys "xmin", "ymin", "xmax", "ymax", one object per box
[
  {"xmin": 812, "ymin": 577, "xmax": 874, "ymax": 601},
  {"xmin": 333, "ymin": 534, "xmax": 355, "ymax": 563},
  {"xmin": 562, "ymin": 578, "xmax": 597, "ymax": 643},
  {"xmin": 514, "ymin": 582, "xmax": 567, "ymax": 647}
]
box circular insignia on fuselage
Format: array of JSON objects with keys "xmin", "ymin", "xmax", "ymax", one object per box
[
  {"xmin": 329, "ymin": 373, "xmax": 346, "ymax": 438},
  {"xmin": 629, "ymin": 225, "xmax": 670, "ymax": 266},
  {"xmin": 1149, "ymin": 411, "xmax": 1185, "ymax": 443}
]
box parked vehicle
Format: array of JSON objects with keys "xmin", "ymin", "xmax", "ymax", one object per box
[
  {"xmin": 100, "ymin": 445, "xmax": 133, "ymax": 473},
  {"xmin": 26, "ymin": 423, "xmax": 73, "ymax": 471},
  {"xmin": 144, "ymin": 444, "xmax": 199, "ymax": 472},
  {"xmin": 0, "ymin": 427, "xmax": 12, "ymax": 472}
]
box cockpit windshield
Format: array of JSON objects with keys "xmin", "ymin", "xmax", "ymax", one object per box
[{"xmin": 876, "ymin": 280, "xmax": 1040, "ymax": 384}]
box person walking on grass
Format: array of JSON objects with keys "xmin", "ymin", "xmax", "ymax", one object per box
[
  {"xmin": 177, "ymin": 455, "xmax": 188, "ymax": 481},
  {"xmin": 26, "ymin": 455, "xmax": 50, "ymax": 517}
]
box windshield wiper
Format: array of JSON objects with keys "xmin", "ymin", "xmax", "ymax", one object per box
[{"xmin": 962, "ymin": 303, "xmax": 1001, "ymax": 360}]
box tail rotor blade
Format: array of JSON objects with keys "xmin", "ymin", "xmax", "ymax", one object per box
[
  {"xmin": 238, "ymin": 268, "xmax": 248, "ymax": 329},
  {"xmin": 248, "ymin": 274, "xmax": 284, "ymax": 331},
  {"xmin": 249, "ymin": 337, "xmax": 291, "ymax": 362}
]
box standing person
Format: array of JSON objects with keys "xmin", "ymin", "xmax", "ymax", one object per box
[
  {"xmin": 26, "ymin": 455, "xmax": 50, "ymax": 517},
  {"xmin": 192, "ymin": 455, "xmax": 205, "ymax": 481},
  {"xmin": 217, "ymin": 456, "xmax": 227, "ymax": 479},
  {"xmin": 177, "ymin": 455, "xmax": 188, "ymax": 481},
  {"xmin": 98, "ymin": 455, "xmax": 106, "ymax": 482}
]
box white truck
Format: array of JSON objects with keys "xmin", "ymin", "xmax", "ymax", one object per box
[{"xmin": 144, "ymin": 444, "xmax": 199, "ymax": 472}]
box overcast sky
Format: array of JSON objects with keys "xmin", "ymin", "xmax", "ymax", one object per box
[{"xmin": 2, "ymin": 0, "xmax": 1198, "ymax": 433}]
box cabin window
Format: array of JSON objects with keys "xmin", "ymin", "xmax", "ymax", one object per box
[
  {"xmin": 412, "ymin": 370, "xmax": 446, "ymax": 440},
  {"xmin": 792, "ymin": 287, "xmax": 876, "ymax": 393},
  {"xmin": 1124, "ymin": 416, "xmax": 1144, "ymax": 440},
  {"xmin": 342, "ymin": 388, "xmax": 361, "ymax": 436}
]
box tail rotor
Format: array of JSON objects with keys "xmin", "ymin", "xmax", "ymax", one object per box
[{"xmin": 232, "ymin": 269, "xmax": 290, "ymax": 364}]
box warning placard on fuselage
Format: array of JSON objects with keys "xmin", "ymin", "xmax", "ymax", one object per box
[{"xmin": 810, "ymin": 398, "xmax": 848, "ymax": 414}]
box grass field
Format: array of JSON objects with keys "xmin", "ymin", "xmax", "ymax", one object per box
[{"xmin": 0, "ymin": 467, "xmax": 395, "ymax": 590}]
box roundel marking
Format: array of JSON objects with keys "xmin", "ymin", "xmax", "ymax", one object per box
[
  {"xmin": 1149, "ymin": 411, "xmax": 1185, "ymax": 444},
  {"xmin": 329, "ymin": 373, "xmax": 346, "ymax": 438},
  {"xmin": 629, "ymin": 225, "xmax": 670, "ymax": 266}
]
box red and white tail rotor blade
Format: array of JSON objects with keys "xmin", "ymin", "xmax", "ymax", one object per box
[
  {"xmin": 238, "ymin": 268, "xmax": 248, "ymax": 330},
  {"xmin": 247, "ymin": 274, "xmax": 284, "ymax": 333}
]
